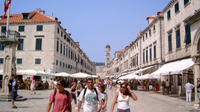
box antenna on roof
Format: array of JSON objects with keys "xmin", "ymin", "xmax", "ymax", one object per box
[{"xmin": 52, "ymin": 12, "xmax": 53, "ymax": 16}]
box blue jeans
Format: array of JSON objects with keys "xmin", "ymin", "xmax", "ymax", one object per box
[{"xmin": 117, "ymin": 109, "xmax": 130, "ymax": 112}]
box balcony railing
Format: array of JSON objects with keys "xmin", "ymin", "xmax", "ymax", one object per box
[{"xmin": 0, "ymin": 30, "xmax": 20, "ymax": 42}]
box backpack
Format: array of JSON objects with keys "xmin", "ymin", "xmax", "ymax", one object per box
[
  {"xmin": 53, "ymin": 89, "xmax": 70, "ymax": 102},
  {"xmin": 83, "ymin": 88, "xmax": 99, "ymax": 101},
  {"xmin": 53, "ymin": 89, "xmax": 71, "ymax": 112}
]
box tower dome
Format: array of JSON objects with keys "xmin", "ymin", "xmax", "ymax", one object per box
[{"xmin": 106, "ymin": 44, "xmax": 110, "ymax": 48}]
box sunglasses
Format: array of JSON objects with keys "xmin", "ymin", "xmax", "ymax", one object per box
[
  {"xmin": 57, "ymin": 83, "xmax": 61, "ymax": 86},
  {"xmin": 121, "ymin": 86, "xmax": 127, "ymax": 89}
]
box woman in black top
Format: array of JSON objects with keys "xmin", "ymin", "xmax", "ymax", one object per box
[
  {"xmin": 70, "ymin": 81, "xmax": 77, "ymax": 106},
  {"xmin": 8, "ymin": 75, "xmax": 13, "ymax": 96}
]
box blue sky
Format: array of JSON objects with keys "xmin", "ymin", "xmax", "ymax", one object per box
[{"xmin": 0, "ymin": 0, "xmax": 170, "ymax": 62}]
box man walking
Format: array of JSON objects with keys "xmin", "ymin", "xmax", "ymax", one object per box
[
  {"xmin": 184, "ymin": 81, "xmax": 194, "ymax": 102},
  {"xmin": 46, "ymin": 79, "xmax": 72, "ymax": 112},
  {"xmin": 11, "ymin": 75, "xmax": 18, "ymax": 108},
  {"xmin": 77, "ymin": 78, "xmax": 102, "ymax": 112}
]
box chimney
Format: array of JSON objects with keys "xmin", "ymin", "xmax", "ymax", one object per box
[
  {"xmin": 36, "ymin": 8, "xmax": 45, "ymax": 14},
  {"xmin": 137, "ymin": 30, "xmax": 143, "ymax": 38},
  {"xmin": 157, "ymin": 11, "xmax": 164, "ymax": 16},
  {"xmin": 146, "ymin": 15, "xmax": 156, "ymax": 24},
  {"xmin": 75, "ymin": 41, "xmax": 80, "ymax": 47}
]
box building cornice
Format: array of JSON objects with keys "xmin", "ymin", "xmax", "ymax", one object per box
[
  {"xmin": 184, "ymin": 9, "xmax": 200, "ymax": 24},
  {"xmin": 162, "ymin": 0, "xmax": 177, "ymax": 12}
]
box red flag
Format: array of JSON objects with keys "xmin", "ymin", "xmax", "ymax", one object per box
[{"xmin": 2, "ymin": 0, "xmax": 11, "ymax": 20}]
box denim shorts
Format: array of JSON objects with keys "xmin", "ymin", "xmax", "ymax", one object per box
[{"xmin": 117, "ymin": 108, "xmax": 130, "ymax": 112}]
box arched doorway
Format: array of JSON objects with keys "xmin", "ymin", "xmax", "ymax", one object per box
[{"xmin": 192, "ymin": 27, "xmax": 200, "ymax": 104}]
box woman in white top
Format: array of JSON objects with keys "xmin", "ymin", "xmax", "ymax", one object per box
[
  {"xmin": 30, "ymin": 77, "xmax": 36, "ymax": 95},
  {"xmin": 111, "ymin": 82, "xmax": 137, "ymax": 112}
]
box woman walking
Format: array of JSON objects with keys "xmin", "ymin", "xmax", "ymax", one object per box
[
  {"xmin": 111, "ymin": 82, "xmax": 137, "ymax": 112},
  {"xmin": 98, "ymin": 83, "xmax": 108, "ymax": 112},
  {"xmin": 30, "ymin": 77, "xmax": 36, "ymax": 95},
  {"xmin": 70, "ymin": 81, "xmax": 77, "ymax": 108}
]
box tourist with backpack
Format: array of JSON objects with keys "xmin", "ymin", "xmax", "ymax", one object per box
[
  {"xmin": 46, "ymin": 79, "xmax": 72, "ymax": 112},
  {"xmin": 77, "ymin": 78, "xmax": 103, "ymax": 112}
]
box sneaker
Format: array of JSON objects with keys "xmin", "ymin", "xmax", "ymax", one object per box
[{"xmin": 12, "ymin": 105, "xmax": 17, "ymax": 109}]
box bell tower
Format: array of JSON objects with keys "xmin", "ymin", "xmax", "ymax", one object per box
[{"xmin": 105, "ymin": 44, "xmax": 111, "ymax": 67}]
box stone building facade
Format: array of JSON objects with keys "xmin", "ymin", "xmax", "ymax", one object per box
[
  {"xmin": 0, "ymin": 9, "xmax": 96, "ymax": 76},
  {"xmin": 105, "ymin": 0, "xmax": 200, "ymax": 101}
]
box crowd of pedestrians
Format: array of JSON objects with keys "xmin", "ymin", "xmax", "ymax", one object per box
[{"xmin": 6, "ymin": 75, "xmax": 200, "ymax": 111}]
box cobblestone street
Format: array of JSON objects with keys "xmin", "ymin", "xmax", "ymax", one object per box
[{"xmin": 0, "ymin": 88, "xmax": 199, "ymax": 112}]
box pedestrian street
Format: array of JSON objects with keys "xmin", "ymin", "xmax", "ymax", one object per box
[{"xmin": 0, "ymin": 88, "xmax": 198, "ymax": 112}]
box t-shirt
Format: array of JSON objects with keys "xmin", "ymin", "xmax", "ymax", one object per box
[
  {"xmin": 12, "ymin": 79, "xmax": 18, "ymax": 93},
  {"xmin": 99, "ymin": 92, "xmax": 107, "ymax": 112},
  {"xmin": 78, "ymin": 88, "xmax": 101, "ymax": 112},
  {"xmin": 49, "ymin": 90, "xmax": 72, "ymax": 112},
  {"xmin": 184, "ymin": 83, "xmax": 194, "ymax": 92}
]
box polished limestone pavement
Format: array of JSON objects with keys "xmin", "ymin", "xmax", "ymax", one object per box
[{"xmin": 0, "ymin": 88, "xmax": 199, "ymax": 112}]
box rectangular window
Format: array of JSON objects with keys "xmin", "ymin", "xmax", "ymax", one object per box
[
  {"xmin": 56, "ymin": 60, "xmax": 58, "ymax": 66},
  {"xmin": 176, "ymin": 29, "xmax": 181, "ymax": 48},
  {"xmin": 35, "ymin": 38, "xmax": 42, "ymax": 50},
  {"xmin": 150, "ymin": 48, "xmax": 152, "ymax": 62},
  {"xmin": 167, "ymin": 10, "xmax": 171, "ymax": 20},
  {"xmin": 146, "ymin": 33, "xmax": 148, "ymax": 39},
  {"xmin": 1, "ymin": 26, "xmax": 6, "ymax": 33},
  {"xmin": 0, "ymin": 42, "xmax": 4, "ymax": 50},
  {"xmin": 175, "ymin": 2, "xmax": 179, "ymax": 13},
  {"xmin": 57, "ymin": 40, "xmax": 59, "ymax": 52},
  {"xmin": 168, "ymin": 34, "xmax": 172, "ymax": 51},
  {"xmin": 146, "ymin": 49, "xmax": 148, "ymax": 63},
  {"xmin": 136, "ymin": 55, "xmax": 138, "ymax": 66},
  {"xmin": 57, "ymin": 28, "xmax": 60, "ymax": 34},
  {"xmin": 184, "ymin": 0, "xmax": 189, "ymax": 5},
  {"xmin": 17, "ymin": 58, "xmax": 22, "ymax": 64},
  {"xmin": 61, "ymin": 32, "xmax": 63, "ymax": 37},
  {"xmin": 60, "ymin": 43, "xmax": 62, "ymax": 54},
  {"xmin": 143, "ymin": 36, "xmax": 144, "ymax": 41},
  {"xmin": 22, "ymin": 13, "xmax": 29, "ymax": 20},
  {"xmin": 184, "ymin": 24, "xmax": 191, "ymax": 44},
  {"xmin": 60, "ymin": 61, "xmax": 62, "ymax": 67},
  {"xmin": 154, "ymin": 45, "xmax": 156, "ymax": 59},
  {"xmin": 0, "ymin": 58, "xmax": 3, "ymax": 64},
  {"xmin": 35, "ymin": 58, "xmax": 41, "ymax": 64},
  {"xmin": 63, "ymin": 46, "xmax": 65, "ymax": 55},
  {"xmin": 17, "ymin": 39, "xmax": 24, "ymax": 50},
  {"xmin": 18, "ymin": 26, "xmax": 25, "ymax": 32},
  {"xmin": 149, "ymin": 29, "xmax": 151, "ymax": 37},
  {"xmin": 36, "ymin": 25, "xmax": 43, "ymax": 31}
]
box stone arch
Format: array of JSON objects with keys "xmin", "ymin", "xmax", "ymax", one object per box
[{"xmin": 192, "ymin": 27, "xmax": 200, "ymax": 56}]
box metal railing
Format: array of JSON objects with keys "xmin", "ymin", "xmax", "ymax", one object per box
[{"xmin": 0, "ymin": 30, "xmax": 20, "ymax": 42}]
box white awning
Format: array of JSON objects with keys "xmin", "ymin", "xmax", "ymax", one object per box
[
  {"xmin": 151, "ymin": 58, "xmax": 194, "ymax": 76},
  {"xmin": 70, "ymin": 72, "xmax": 91, "ymax": 78},
  {"xmin": 53, "ymin": 72, "xmax": 70, "ymax": 77},
  {"xmin": 119, "ymin": 72, "xmax": 140, "ymax": 80}
]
